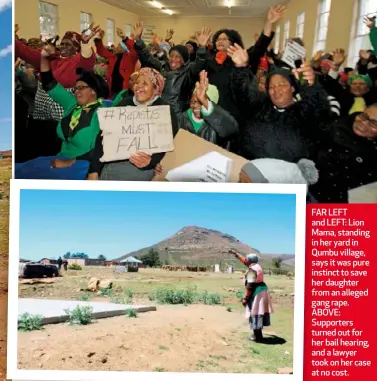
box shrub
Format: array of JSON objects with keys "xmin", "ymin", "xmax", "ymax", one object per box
[
  {"xmin": 155, "ymin": 288, "xmax": 196, "ymax": 305},
  {"xmin": 125, "ymin": 308, "xmax": 138, "ymax": 318},
  {"xmin": 200, "ymin": 291, "xmax": 221, "ymax": 305},
  {"xmin": 18, "ymin": 313, "xmax": 43, "ymax": 331},
  {"xmin": 65, "ymin": 305, "xmax": 93, "ymax": 325},
  {"xmin": 99, "ymin": 287, "xmax": 112, "ymax": 297},
  {"xmin": 68, "ymin": 263, "xmax": 82, "ymax": 270}
]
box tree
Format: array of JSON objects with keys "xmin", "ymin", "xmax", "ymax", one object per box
[
  {"xmin": 98, "ymin": 254, "xmax": 107, "ymax": 260},
  {"xmin": 71, "ymin": 252, "xmax": 89, "ymax": 259},
  {"xmin": 272, "ymin": 257, "xmax": 283, "ymax": 269},
  {"xmin": 140, "ymin": 249, "xmax": 161, "ymax": 267},
  {"xmin": 63, "ymin": 252, "xmax": 71, "ymax": 259}
]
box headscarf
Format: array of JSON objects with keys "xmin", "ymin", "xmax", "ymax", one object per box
[
  {"xmin": 266, "ymin": 65, "xmax": 298, "ymax": 93},
  {"xmin": 246, "ymin": 253, "xmax": 259, "ymax": 264},
  {"xmin": 320, "ymin": 60, "xmax": 333, "ymax": 70},
  {"xmin": 136, "ymin": 67, "xmax": 165, "ymax": 96},
  {"xmin": 348, "ymin": 74, "xmax": 373, "ymax": 88},
  {"xmin": 76, "ymin": 68, "xmax": 109, "ymax": 99},
  {"xmin": 62, "ymin": 31, "xmax": 82, "ymax": 52}
]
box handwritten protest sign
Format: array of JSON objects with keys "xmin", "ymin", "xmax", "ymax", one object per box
[
  {"xmin": 97, "ymin": 105, "xmax": 174, "ymax": 162},
  {"xmin": 165, "ymin": 151, "xmax": 233, "ymax": 183},
  {"xmin": 281, "ymin": 39, "xmax": 307, "ymax": 68}
]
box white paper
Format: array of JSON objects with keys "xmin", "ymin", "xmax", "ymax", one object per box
[
  {"xmin": 165, "ymin": 151, "xmax": 233, "ymax": 183},
  {"xmin": 281, "ymin": 40, "xmax": 307, "ymax": 68}
]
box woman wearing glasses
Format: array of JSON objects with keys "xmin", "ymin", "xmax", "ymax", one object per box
[
  {"xmin": 311, "ymin": 104, "xmax": 377, "ymax": 203},
  {"xmin": 14, "ymin": 45, "xmax": 109, "ymax": 180}
]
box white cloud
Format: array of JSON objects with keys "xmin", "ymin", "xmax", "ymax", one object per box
[
  {"xmin": 0, "ymin": 117, "xmax": 12, "ymax": 123},
  {"xmin": 0, "ymin": 0, "xmax": 11, "ymax": 12},
  {"xmin": 0, "ymin": 45, "xmax": 12, "ymax": 58}
]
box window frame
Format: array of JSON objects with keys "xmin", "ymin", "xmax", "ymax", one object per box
[
  {"xmin": 312, "ymin": 0, "xmax": 332, "ymax": 55},
  {"xmin": 38, "ymin": 1, "xmax": 59, "ymax": 41}
]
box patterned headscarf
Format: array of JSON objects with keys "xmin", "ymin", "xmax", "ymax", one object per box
[
  {"xmin": 136, "ymin": 67, "xmax": 165, "ymax": 96},
  {"xmin": 348, "ymin": 74, "xmax": 373, "ymax": 88},
  {"xmin": 62, "ymin": 31, "xmax": 82, "ymax": 51}
]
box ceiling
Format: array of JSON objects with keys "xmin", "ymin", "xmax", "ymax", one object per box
[{"xmin": 99, "ymin": 0, "xmax": 286, "ymax": 17}]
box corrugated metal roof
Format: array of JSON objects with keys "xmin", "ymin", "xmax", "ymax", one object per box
[{"xmin": 119, "ymin": 256, "xmax": 142, "ymax": 263}]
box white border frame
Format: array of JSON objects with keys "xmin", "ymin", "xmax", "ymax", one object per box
[{"xmin": 7, "ymin": 180, "xmax": 307, "ymax": 381}]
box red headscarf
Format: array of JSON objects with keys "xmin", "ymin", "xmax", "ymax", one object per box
[{"xmin": 62, "ymin": 31, "xmax": 82, "ymax": 51}]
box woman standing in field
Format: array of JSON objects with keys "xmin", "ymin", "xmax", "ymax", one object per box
[{"xmin": 229, "ymin": 250, "xmax": 273, "ymax": 342}]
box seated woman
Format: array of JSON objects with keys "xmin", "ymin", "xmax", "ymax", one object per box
[
  {"xmin": 228, "ymin": 250, "xmax": 273, "ymax": 343},
  {"xmin": 310, "ymin": 104, "xmax": 377, "ymax": 203},
  {"xmin": 15, "ymin": 45, "xmax": 109, "ymax": 180},
  {"xmin": 89, "ymin": 67, "xmax": 179, "ymax": 181},
  {"xmin": 177, "ymin": 70, "xmax": 238, "ymax": 146},
  {"xmin": 228, "ymin": 44, "xmax": 330, "ymax": 162}
]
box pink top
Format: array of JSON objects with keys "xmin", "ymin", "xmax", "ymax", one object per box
[{"xmin": 249, "ymin": 263, "xmax": 264, "ymax": 283}]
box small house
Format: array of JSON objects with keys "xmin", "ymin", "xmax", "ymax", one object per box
[
  {"xmin": 85, "ymin": 258, "xmax": 105, "ymax": 266},
  {"xmin": 119, "ymin": 256, "xmax": 143, "ymax": 272},
  {"xmin": 67, "ymin": 258, "xmax": 86, "ymax": 267}
]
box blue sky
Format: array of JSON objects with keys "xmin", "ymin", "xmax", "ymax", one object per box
[
  {"xmin": 19, "ymin": 190, "xmax": 297, "ymax": 261},
  {"xmin": 0, "ymin": 1, "xmax": 12, "ymax": 150}
]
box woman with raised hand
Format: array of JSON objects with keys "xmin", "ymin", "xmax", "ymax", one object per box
[
  {"xmin": 131, "ymin": 21, "xmax": 211, "ymax": 114},
  {"xmin": 14, "ymin": 44, "xmax": 109, "ymax": 180},
  {"xmin": 89, "ymin": 67, "xmax": 179, "ymax": 181},
  {"xmin": 228, "ymin": 250, "xmax": 273, "ymax": 343},
  {"xmin": 176, "ymin": 70, "xmax": 238, "ymax": 146},
  {"xmin": 228, "ymin": 43, "xmax": 330, "ymax": 163}
]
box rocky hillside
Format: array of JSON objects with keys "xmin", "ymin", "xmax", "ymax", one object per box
[{"xmin": 115, "ymin": 226, "xmax": 263, "ymax": 265}]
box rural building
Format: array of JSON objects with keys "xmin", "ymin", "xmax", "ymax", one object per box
[
  {"xmin": 85, "ymin": 258, "xmax": 105, "ymax": 266},
  {"xmin": 119, "ymin": 256, "xmax": 143, "ymax": 272},
  {"xmin": 67, "ymin": 258, "xmax": 86, "ymax": 267},
  {"xmin": 104, "ymin": 260, "xmax": 119, "ymax": 267},
  {"xmin": 67, "ymin": 258, "xmax": 105, "ymax": 267}
]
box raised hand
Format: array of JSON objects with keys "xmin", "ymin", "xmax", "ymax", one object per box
[
  {"xmin": 165, "ymin": 28, "xmax": 174, "ymax": 41},
  {"xmin": 133, "ymin": 22, "xmax": 144, "ymax": 40},
  {"xmin": 81, "ymin": 23, "xmax": 101, "ymax": 43},
  {"xmin": 313, "ymin": 50, "xmax": 324, "ymax": 63},
  {"xmin": 195, "ymin": 71, "xmax": 209, "ymax": 105},
  {"xmin": 116, "ymin": 27, "xmax": 125, "ymax": 39},
  {"xmin": 267, "ymin": 4, "xmax": 287, "ymax": 24},
  {"xmin": 292, "ymin": 59, "xmax": 315, "ymax": 86},
  {"xmin": 332, "ymin": 48, "xmax": 346, "ymax": 68},
  {"xmin": 196, "ymin": 27, "xmax": 212, "ymax": 48},
  {"xmin": 227, "ymin": 43, "xmax": 249, "ymax": 67},
  {"xmin": 364, "ymin": 16, "xmax": 376, "ymax": 30}
]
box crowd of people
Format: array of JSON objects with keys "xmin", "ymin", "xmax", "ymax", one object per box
[{"xmin": 13, "ymin": 5, "xmax": 377, "ymax": 202}]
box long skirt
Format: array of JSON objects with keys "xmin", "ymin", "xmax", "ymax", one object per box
[
  {"xmin": 14, "ymin": 156, "xmax": 90, "ymax": 180},
  {"xmin": 245, "ymin": 289, "xmax": 273, "ymax": 330}
]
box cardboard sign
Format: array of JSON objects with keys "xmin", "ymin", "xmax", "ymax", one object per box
[
  {"xmin": 165, "ymin": 151, "xmax": 233, "ymax": 182},
  {"xmin": 97, "ymin": 105, "xmax": 175, "ymax": 163},
  {"xmin": 281, "ymin": 39, "xmax": 307, "ymax": 68},
  {"xmin": 348, "ymin": 182, "xmax": 377, "ymax": 203},
  {"xmin": 153, "ymin": 129, "xmax": 249, "ymax": 183}
]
